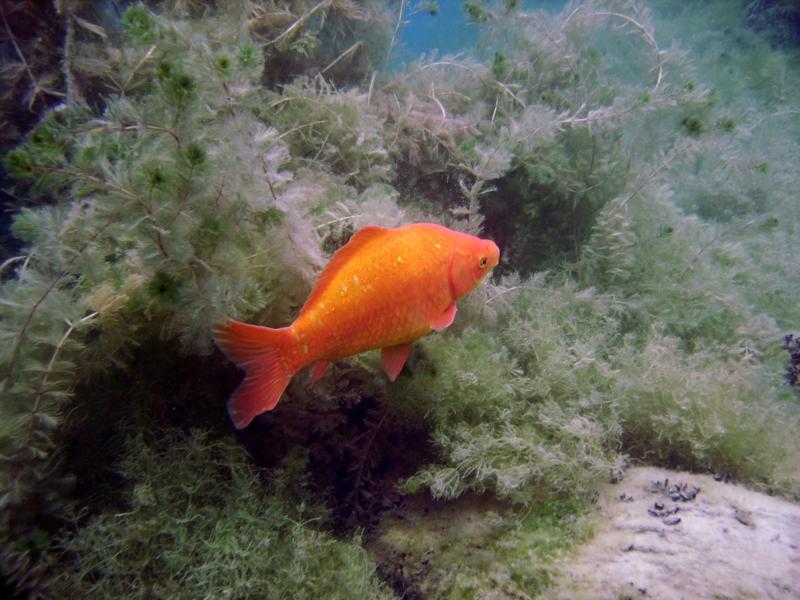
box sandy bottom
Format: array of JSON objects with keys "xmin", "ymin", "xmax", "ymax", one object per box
[{"xmin": 551, "ymin": 466, "xmax": 800, "ymax": 600}]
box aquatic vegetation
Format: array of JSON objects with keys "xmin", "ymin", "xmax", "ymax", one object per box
[
  {"xmin": 0, "ymin": 4, "xmax": 389, "ymax": 594},
  {"xmin": 614, "ymin": 335, "xmax": 800, "ymax": 492},
  {"xmin": 51, "ymin": 430, "xmax": 392, "ymax": 599},
  {"xmin": 391, "ymin": 283, "xmax": 624, "ymax": 504},
  {"xmin": 264, "ymin": 77, "xmax": 394, "ymax": 187},
  {"xmin": 1, "ymin": 0, "xmax": 799, "ymax": 597},
  {"xmin": 370, "ymin": 493, "xmax": 593, "ymax": 598}
]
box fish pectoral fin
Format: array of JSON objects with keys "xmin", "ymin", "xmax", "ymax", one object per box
[
  {"xmin": 307, "ymin": 360, "xmax": 331, "ymax": 388},
  {"xmin": 381, "ymin": 343, "xmax": 413, "ymax": 382},
  {"xmin": 431, "ymin": 303, "xmax": 457, "ymax": 332}
]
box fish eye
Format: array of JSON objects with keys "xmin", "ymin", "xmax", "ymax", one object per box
[{"xmin": 479, "ymin": 255, "xmax": 488, "ymax": 268}]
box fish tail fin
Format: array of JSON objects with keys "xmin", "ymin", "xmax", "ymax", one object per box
[{"xmin": 212, "ymin": 319, "xmax": 296, "ymax": 429}]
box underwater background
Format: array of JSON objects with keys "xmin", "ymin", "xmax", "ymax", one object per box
[{"xmin": 1, "ymin": 0, "xmax": 798, "ymax": 598}]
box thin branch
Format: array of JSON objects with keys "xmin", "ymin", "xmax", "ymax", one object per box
[
  {"xmin": 315, "ymin": 214, "xmax": 357, "ymax": 230},
  {"xmin": 319, "ymin": 41, "xmax": 363, "ymax": 75},
  {"xmin": 278, "ymin": 121, "xmax": 327, "ymax": 140},
  {"xmin": 43, "ymin": 166, "xmax": 138, "ymax": 199},
  {"xmin": 265, "ymin": 0, "xmax": 332, "ymax": 49},
  {"xmin": 4, "ymin": 275, "xmax": 64, "ymax": 390},
  {"xmin": 416, "ymin": 58, "xmax": 472, "ymax": 72},
  {"xmin": 3, "ymin": 201, "xmax": 122, "ymax": 390},
  {"xmin": 0, "ymin": 256, "xmax": 26, "ymax": 277},
  {"xmin": 386, "ymin": 0, "xmax": 406, "ymax": 63},
  {"xmin": 485, "ymin": 285, "xmax": 523, "ymax": 304},
  {"xmin": 594, "ymin": 11, "xmax": 662, "ymax": 92},
  {"xmin": 430, "ymin": 83, "xmax": 446, "ymax": 123},
  {"xmin": 61, "ymin": 5, "xmax": 78, "ymax": 105},
  {"xmin": 43, "ymin": 166, "xmax": 170, "ymax": 258},
  {"xmin": 348, "ymin": 410, "xmax": 386, "ymax": 523},
  {"xmin": 561, "ymin": 7, "xmax": 662, "ymax": 92},
  {"xmin": 79, "ymin": 123, "xmax": 181, "ymax": 147},
  {"xmin": 0, "ymin": 3, "xmax": 65, "ymax": 110},
  {"xmin": 560, "ymin": 4, "xmax": 585, "ymax": 31},
  {"xmin": 121, "ymin": 45, "xmax": 157, "ymax": 94},
  {"xmin": 748, "ymin": 109, "xmax": 800, "ymax": 131},
  {"xmin": 680, "ymin": 218, "xmax": 761, "ymax": 280},
  {"xmin": 494, "ymin": 80, "xmax": 526, "ymax": 109},
  {"xmin": 7, "ymin": 311, "xmax": 98, "ymax": 499},
  {"xmin": 606, "ymin": 143, "xmax": 692, "ymax": 219},
  {"xmin": 367, "ymin": 71, "xmax": 376, "ymax": 107}
]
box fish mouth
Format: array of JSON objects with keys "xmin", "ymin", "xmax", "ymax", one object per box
[{"xmin": 487, "ymin": 240, "xmax": 500, "ymax": 270}]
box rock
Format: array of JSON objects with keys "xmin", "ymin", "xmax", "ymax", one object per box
[{"xmin": 551, "ymin": 466, "xmax": 800, "ymax": 599}]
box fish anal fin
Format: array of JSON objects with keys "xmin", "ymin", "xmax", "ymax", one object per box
[
  {"xmin": 300, "ymin": 226, "xmax": 389, "ymax": 314},
  {"xmin": 381, "ymin": 343, "xmax": 413, "ymax": 382},
  {"xmin": 431, "ymin": 303, "xmax": 457, "ymax": 332},
  {"xmin": 307, "ymin": 360, "xmax": 331, "ymax": 387}
]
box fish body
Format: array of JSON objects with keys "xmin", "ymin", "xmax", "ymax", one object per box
[{"xmin": 213, "ymin": 222, "xmax": 500, "ymax": 429}]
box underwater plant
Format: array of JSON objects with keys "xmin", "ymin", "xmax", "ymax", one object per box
[
  {"xmin": 1, "ymin": 0, "xmax": 799, "ymax": 598},
  {"xmin": 50, "ymin": 429, "xmax": 393, "ymax": 599},
  {"xmin": 0, "ymin": 2, "xmax": 397, "ymax": 594}
]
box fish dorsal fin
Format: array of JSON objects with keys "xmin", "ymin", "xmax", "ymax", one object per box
[{"xmin": 300, "ymin": 225, "xmax": 390, "ymax": 314}]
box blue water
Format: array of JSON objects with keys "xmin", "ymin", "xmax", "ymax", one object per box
[{"xmin": 394, "ymin": 0, "xmax": 567, "ymax": 64}]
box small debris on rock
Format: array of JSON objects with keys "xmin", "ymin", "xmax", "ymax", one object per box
[
  {"xmin": 619, "ymin": 493, "xmax": 635, "ymax": 503},
  {"xmin": 645, "ymin": 478, "xmax": 700, "ymax": 502},
  {"xmin": 669, "ymin": 482, "xmax": 700, "ymax": 502},
  {"xmin": 663, "ymin": 516, "xmax": 682, "ymax": 526},
  {"xmin": 648, "ymin": 504, "xmax": 679, "ymax": 518},
  {"xmin": 733, "ymin": 506, "xmax": 755, "ymax": 528}
]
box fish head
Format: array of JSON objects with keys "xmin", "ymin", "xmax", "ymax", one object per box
[{"xmin": 450, "ymin": 235, "xmax": 500, "ymax": 298}]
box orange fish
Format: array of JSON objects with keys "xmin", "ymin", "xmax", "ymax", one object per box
[{"xmin": 213, "ymin": 222, "xmax": 500, "ymax": 428}]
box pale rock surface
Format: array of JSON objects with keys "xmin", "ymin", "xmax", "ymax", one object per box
[{"xmin": 552, "ymin": 466, "xmax": 800, "ymax": 600}]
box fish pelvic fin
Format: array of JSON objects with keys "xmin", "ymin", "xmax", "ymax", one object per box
[
  {"xmin": 212, "ymin": 319, "xmax": 295, "ymax": 429},
  {"xmin": 381, "ymin": 343, "xmax": 413, "ymax": 381}
]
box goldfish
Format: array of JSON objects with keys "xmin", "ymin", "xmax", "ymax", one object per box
[{"xmin": 213, "ymin": 222, "xmax": 500, "ymax": 429}]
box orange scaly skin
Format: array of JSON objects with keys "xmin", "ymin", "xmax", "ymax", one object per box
[{"xmin": 213, "ymin": 222, "xmax": 500, "ymax": 429}]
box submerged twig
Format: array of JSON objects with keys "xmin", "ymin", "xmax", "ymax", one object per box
[
  {"xmin": 0, "ymin": 3, "xmax": 65, "ymax": 109},
  {"xmin": 606, "ymin": 143, "xmax": 693, "ymax": 219},
  {"xmin": 386, "ymin": 0, "xmax": 406, "ymax": 63},
  {"xmin": 277, "ymin": 120, "xmax": 327, "ymax": 140},
  {"xmin": 494, "ymin": 80, "xmax": 526, "ymax": 109},
  {"xmin": 680, "ymin": 217, "xmax": 763, "ymax": 280},
  {"xmin": 0, "ymin": 256, "xmax": 26, "ymax": 278},
  {"xmin": 595, "ymin": 11, "xmax": 662, "ymax": 92},
  {"xmin": 4, "ymin": 200, "xmax": 122, "ymax": 391},
  {"xmin": 430, "ymin": 83, "xmax": 446, "ymax": 124},
  {"xmin": 315, "ymin": 214, "xmax": 357, "ymax": 230},
  {"xmin": 319, "ymin": 41, "xmax": 363, "ymax": 75},
  {"xmin": 7, "ymin": 310, "xmax": 99, "ymax": 502},
  {"xmin": 43, "ymin": 166, "xmax": 138, "ymax": 200},
  {"xmin": 367, "ymin": 71, "xmax": 376, "ymax": 107},
  {"xmin": 120, "ymin": 45, "xmax": 157, "ymax": 94},
  {"xmin": 79, "ymin": 123, "xmax": 181, "ymax": 147},
  {"xmin": 4, "ymin": 275, "xmax": 64, "ymax": 390},
  {"xmin": 265, "ymin": 0, "xmax": 332, "ymax": 49},
  {"xmin": 561, "ymin": 6, "xmax": 662, "ymax": 92}
]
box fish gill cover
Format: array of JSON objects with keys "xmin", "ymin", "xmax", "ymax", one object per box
[{"xmin": 0, "ymin": 0, "xmax": 798, "ymax": 598}]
